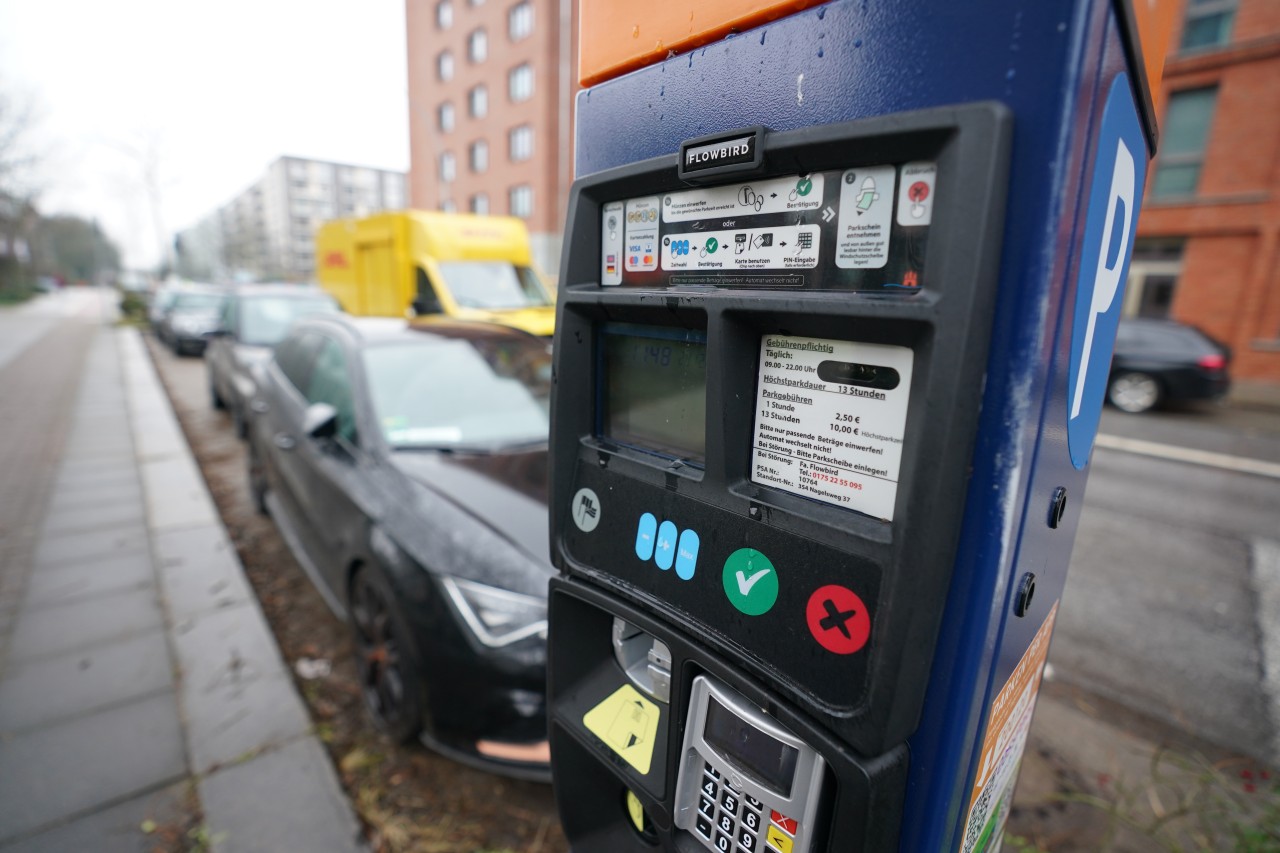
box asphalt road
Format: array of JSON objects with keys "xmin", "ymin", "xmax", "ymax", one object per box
[{"xmin": 1052, "ymin": 404, "xmax": 1280, "ymax": 764}]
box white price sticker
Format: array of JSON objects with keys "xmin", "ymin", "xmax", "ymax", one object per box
[{"xmin": 750, "ymin": 335, "xmax": 914, "ymax": 520}]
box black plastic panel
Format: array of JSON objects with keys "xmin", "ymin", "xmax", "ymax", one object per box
[{"xmin": 550, "ymin": 104, "xmax": 1011, "ymax": 755}]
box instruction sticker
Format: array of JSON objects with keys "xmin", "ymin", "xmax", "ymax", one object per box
[
  {"xmin": 662, "ymin": 225, "xmax": 820, "ymax": 272},
  {"xmin": 662, "ymin": 174, "xmax": 826, "ymax": 222},
  {"xmin": 624, "ymin": 197, "xmax": 660, "ymax": 272},
  {"xmin": 582, "ymin": 684, "xmax": 661, "ymax": 775},
  {"xmin": 835, "ymin": 166, "xmax": 896, "ymax": 269},
  {"xmin": 959, "ymin": 603, "xmax": 1059, "ymax": 853},
  {"xmin": 751, "ymin": 335, "xmax": 914, "ymax": 520},
  {"xmin": 896, "ymin": 161, "xmax": 937, "ymax": 226}
]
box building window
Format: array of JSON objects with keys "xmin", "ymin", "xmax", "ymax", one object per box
[
  {"xmin": 1180, "ymin": 0, "xmax": 1235, "ymax": 51},
  {"xmin": 509, "ymin": 184, "xmax": 533, "ymax": 218},
  {"xmin": 468, "ymin": 28, "xmax": 488, "ymax": 63},
  {"xmin": 508, "ymin": 64, "xmax": 533, "ymax": 102},
  {"xmin": 1151, "ymin": 87, "xmax": 1217, "ymax": 198},
  {"xmin": 468, "ymin": 84, "xmax": 488, "ymax": 119},
  {"xmin": 509, "ymin": 2, "xmax": 532, "ymax": 40},
  {"xmin": 440, "ymin": 151, "xmax": 456, "ymax": 183},
  {"xmin": 509, "ymin": 124, "xmax": 533, "ymax": 161},
  {"xmin": 436, "ymin": 0, "xmax": 453, "ymax": 29},
  {"xmin": 470, "ymin": 193, "xmax": 489, "ymax": 215},
  {"xmin": 438, "ymin": 102, "xmax": 455, "ymax": 132},
  {"xmin": 470, "ymin": 140, "xmax": 489, "ymax": 173},
  {"xmin": 438, "ymin": 51, "xmax": 454, "ymax": 82}
]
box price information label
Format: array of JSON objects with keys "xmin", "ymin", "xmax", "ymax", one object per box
[{"xmin": 750, "ymin": 335, "xmax": 914, "ymax": 521}]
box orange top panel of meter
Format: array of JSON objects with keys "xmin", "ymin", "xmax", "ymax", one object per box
[{"xmin": 579, "ymin": 0, "xmax": 829, "ymax": 87}]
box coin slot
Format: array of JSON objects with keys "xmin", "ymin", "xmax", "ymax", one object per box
[{"xmin": 816, "ymin": 360, "xmax": 901, "ymax": 390}]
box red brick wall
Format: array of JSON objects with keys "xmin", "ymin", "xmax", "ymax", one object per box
[
  {"xmin": 1137, "ymin": 0, "xmax": 1280, "ymax": 382},
  {"xmin": 405, "ymin": 0, "xmax": 577, "ymax": 234}
]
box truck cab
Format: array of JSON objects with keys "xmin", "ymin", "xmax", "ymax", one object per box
[{"xmin": 315, "ymin": 210, "xmax": 556, "ymax": 337}]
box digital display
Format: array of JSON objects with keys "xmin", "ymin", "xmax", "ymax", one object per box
[
  {"xmin": 602, "ymin": 325, "xmax": 707, "ymax": 464},
  {"xmin": 703, "ymin": 697, "xmax": 799, "ymax": 795}
]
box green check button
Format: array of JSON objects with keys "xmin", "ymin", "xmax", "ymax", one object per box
[
  {"xmin": 723, "ymin": 548, "xmax": 779, "ymax": 616},
  {"xmin": 796, "ymin": 177, "xmax": 813, "ymax": 197}
]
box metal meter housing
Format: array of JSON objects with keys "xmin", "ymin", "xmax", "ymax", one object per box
[{"xmin": 550, "ymin": 104, "xmax": 1011, "ymax": 757}]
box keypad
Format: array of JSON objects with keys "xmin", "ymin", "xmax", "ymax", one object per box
[{"xmin": 688, "ymin": 760, "xmax": 801, "ymax": 853}]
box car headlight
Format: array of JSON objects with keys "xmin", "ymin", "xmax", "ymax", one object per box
[{"xmin": 441, "ymin": 576, "xmax": 548, "ymax": 648}]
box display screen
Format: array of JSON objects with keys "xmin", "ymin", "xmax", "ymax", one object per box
[
  {"xmin": 601, "ymin": 325, "xmax": 707, "ymax": 464},
  {"xmin": 703, "ymin": 697, "xmax": 799, "ymax": 795}
]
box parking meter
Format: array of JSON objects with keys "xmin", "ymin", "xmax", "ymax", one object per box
[{"xmin": 547, "ymin": 1, "xmax": 1163, "ymax": 850}]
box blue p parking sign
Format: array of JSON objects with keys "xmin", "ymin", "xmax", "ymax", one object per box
[{"xmin": 1067, "ymin": 73, "xmax": 1148, "ymax": 469}]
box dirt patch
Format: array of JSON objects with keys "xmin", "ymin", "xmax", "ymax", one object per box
[{"xmin": 145, "ymin": 335, "xmax": 566, "ymax": 853}]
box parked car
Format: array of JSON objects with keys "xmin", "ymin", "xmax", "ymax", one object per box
[
  {"xmin": 246, "ymin": 314, "xmax": 554, "ymax": 780},
  {"xmin": 1107, "ymin": 318, "xmax": 1231, "ymax": 414},
  {"xmin": 206, "ymin": 284, "xmax": 340, "ymax": 437},
  {"xmin": 157, "ymin": 286, "xmax": 227, "ymax": 355}
]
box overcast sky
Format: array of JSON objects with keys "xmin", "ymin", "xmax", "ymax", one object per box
[{"xmin": 0, "ymin": 0, "xmax": 410, "ymax": 269}]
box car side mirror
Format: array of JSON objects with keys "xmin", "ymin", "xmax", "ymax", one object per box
[{"xmin": 303, "ymin": 402, "xmax": 339, "ymax": 441}]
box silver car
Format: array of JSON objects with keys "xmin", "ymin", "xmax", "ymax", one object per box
[{"xmin": 206, "ymin": 284, "xmax": 341, "ymax": 437}]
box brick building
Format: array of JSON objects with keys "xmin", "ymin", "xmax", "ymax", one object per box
[
  {"xmin": 405, "ymin": 0, "xmax": 577, "ymax": 277},
  {"xmin": 1134, "ymin": 0, "xmax": 1280, "ymax": 382}
]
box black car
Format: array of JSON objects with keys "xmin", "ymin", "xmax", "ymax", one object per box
[
  {"xmin": 206, "ymin": 284, "xmax": 340, "ymax": 437},
  {"xmin": 157, "ymin": 286, "xmax": 227, "ymax": 355},
  {"xmin": 246, "ymin": 314, "xmax": 554, "ymax": 779},
  {"xmin": 1108, "ymin": 318, "xmax": 1231, "ymax": 414}
]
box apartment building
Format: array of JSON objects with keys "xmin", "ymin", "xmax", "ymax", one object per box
[
  {"xmin": 1133, "ymin": 0, "xmax": 1280, "ymax": 382},
  {"xmin": 176, "ymin": 156, "xmax": 407, "ymax": 282},
  {"xmin": 405, "ymin": 0, "xmax": 577, "ymax": 277}
]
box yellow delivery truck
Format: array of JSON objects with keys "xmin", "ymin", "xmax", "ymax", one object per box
[{"xmin": 314, "ymin": 211, "xmax": 555, "ymax": 336}]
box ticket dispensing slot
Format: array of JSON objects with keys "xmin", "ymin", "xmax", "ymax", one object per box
[{"xmin": 549, "ymin": 104, "xmax": 1011, "ymax": 851}]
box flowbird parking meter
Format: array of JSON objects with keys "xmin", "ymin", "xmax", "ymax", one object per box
[{"xmin": 547, "ymin": 1, "xmax": 1167, "ymax": 850}]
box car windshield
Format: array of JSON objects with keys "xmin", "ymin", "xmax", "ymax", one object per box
[
  {"xmin": 240, "ymin": 295, "xmax": 338, "ymax": 346},
  {"xmin": 172, "ymin": 293, "xmax": 225, "ymax": 312},
  {"xmin": 364, "ymin": 335, "xmax": 551, "ymax": 450},
  {"xmin": 435, "ymin": 261, "xmax": 552, "ymax": 310}
]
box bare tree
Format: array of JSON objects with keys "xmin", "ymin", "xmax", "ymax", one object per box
[{"xmin": 0, "ymin": 89, "xmax": 42, "ymax": 295}]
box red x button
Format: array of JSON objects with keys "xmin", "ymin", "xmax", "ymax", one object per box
[{"xmin": 805, "ymin": 585, "xmax": 871, "ymax": 655}]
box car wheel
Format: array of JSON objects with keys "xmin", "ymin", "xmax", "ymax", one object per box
[
  {"xmin": 1108, "ymin": 371, "xmax": 1162, "ymax": 414},
  {"xmin": 246, "ymin": 436, "xmax": 269, "ymax": 516},
  {"xmin": 349, "ymin": 564, "xmax": 425, "ymax": 744},
  {"xmin": 210, "ymin": 374, "xmax": 226, "ymax": 410}
]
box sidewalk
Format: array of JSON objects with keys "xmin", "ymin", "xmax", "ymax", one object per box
[{"xmin": 0, "ymin": 320, "xmax": 363, "ymax": 852}]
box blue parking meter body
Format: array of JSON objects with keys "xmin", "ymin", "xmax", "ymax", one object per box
[{"xmin": 547, "ymin": 1, "xmax": 1157, "ymax": 850}]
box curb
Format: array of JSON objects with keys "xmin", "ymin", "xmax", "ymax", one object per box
[{"xmin": 117, "ymin": 328, "xmax": 366, "ymax": 853}]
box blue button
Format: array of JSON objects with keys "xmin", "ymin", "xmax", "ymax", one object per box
[
  {"xmin": 675, "ymin": 529, "xmax": 700, "ymax": 580},
  {"xmin": 635, "ymin": 512, "xmax": 657, "ymax": 561},
  {"xmin": 655, "ymin": 520, "xmax": 678, "ymax": 570}
]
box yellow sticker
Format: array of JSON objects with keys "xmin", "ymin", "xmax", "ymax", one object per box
[
  {"xmin": 582, "ymin": 684, "xmax": 661, "ymax": 774},
  {"xmin": 766, "ymin": 825, "xmax": 795, "ymax": 853},
  {"xmin": 625, "ymin": 790, "xmax": 646, "ymax": 833}
]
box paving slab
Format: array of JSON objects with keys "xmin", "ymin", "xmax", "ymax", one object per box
[
  {"xmin": 199, "ymin": 737, "xmax": 365, "ymax": 853},
  {"xmin": 170, "ymin": 603, "xmax": 311, "ymax": 774},
  {"xmin": 0, "ymin": 782, "xmax": 189, "ymax": 853},
  {"xmin": 22, "ymin": 552, "xmax": 154, "ymax": 608},
  {"xmin": 41, "ymin": 499, "xmax": 147, "ymax": 538},
  {"xmin": 52, "ymin": 466, "xmax": 138, "ymax": 494},
  {"xmin": 6, "ymin": 586, "xmax": 163, "ymax": 664},
  {"xmin": 44, "ymin": 481, "xmax": 145, "ymax": 514},
  {"xmin": 32, "ymin": 523, "xmax": 149, "ymax": 567},
  {"xmin": 0, "ymin": 629, "xmax": 172, "ymax": 732},
  {"xmin": 0, "ymin": 692, "xmax": 186, "ymax": 843},
  {"xmin": 154, "ymin": 525, "xmax": 254, "ymax": 621}
]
